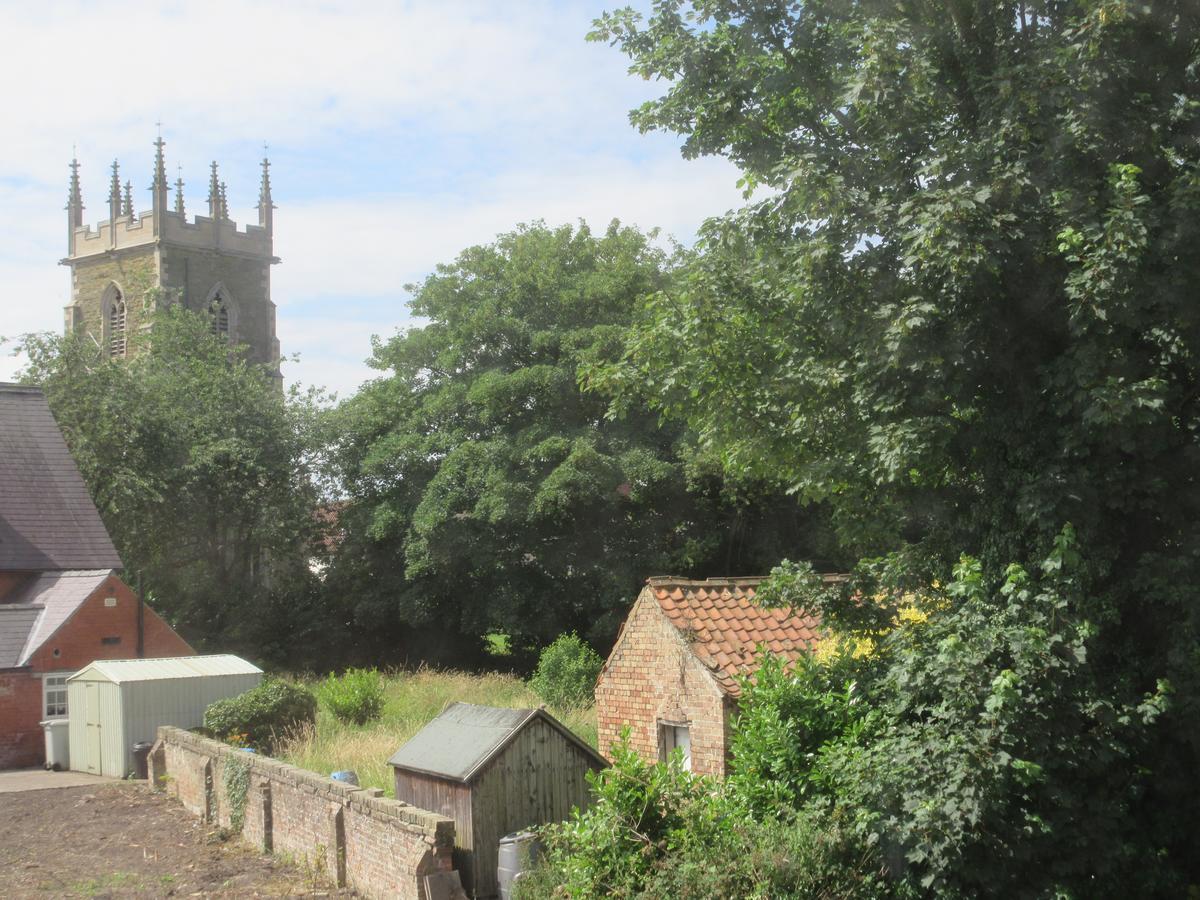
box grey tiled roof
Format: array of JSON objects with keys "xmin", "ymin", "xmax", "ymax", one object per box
[
  {"xmin": 0, "ymin": 570, "xmax": 114, "ymax": 668},
  {"xmin": 0, "ymin": 384, "xmax": 122, "ymax": 571},
  {"xmin": 7, "ymin": 570, "xmax": 114, "ymax": 666},
  {"xmin": 0, "ymin": 605, "xmax": 42, "ymax": 668},
  {"xmin": 387, "ymin": 702, "xmax": 606, "ymax": 783}
]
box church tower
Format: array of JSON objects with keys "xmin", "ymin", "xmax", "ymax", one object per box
[{"xmin": 62, "ymin": 138, "xmax": 282, "ymax": 386}]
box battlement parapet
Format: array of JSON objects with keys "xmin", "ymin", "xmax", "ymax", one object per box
[
  {"xmin": 69, "ymin": 209, "xmax": 273, "ymax": 260},
  {"xmin": 65, "ymin": 138, "xmax": 275, "ymax": 262}
]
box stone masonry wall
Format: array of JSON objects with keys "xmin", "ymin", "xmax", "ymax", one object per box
[
  {"xmin": 595, "ymin": 587, "xmax": 734, "ymax": 777},
  {"xmin": 160, "ymin": 246, "xmax": 277, "ymax": 369},
  {"xmin": 150, "ymin": 727, "xmax": 455, "ymax": 900},
  {"xmin": 70, "ymin": 251, "xmax": 159, "ymax": 354}
]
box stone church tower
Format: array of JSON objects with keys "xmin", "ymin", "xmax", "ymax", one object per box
[{"xmin": 61, "ymin": 138, "xmax": 281, "ymax": 386}]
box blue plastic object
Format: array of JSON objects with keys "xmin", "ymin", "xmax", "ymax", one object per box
[{"xmin": 331, "ymin": 770, "xmax": 360, "ymax": 786}]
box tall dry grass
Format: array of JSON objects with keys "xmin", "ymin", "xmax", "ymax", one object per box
[{"xmin": 277, "ymin": 668, "xmax": 597, "ymax": 796}]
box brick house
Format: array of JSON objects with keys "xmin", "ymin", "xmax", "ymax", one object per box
[
  {"xmin": 595, "ymin": 576, "xmax": 823, "ymax": 777},
  {"xmin": 0, "ymin": 384, "xmax": 193, "ymax": 768}
]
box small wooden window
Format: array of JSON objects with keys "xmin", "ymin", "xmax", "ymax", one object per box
[
  {"xmin": 43, "ymin": 673, "xmax": 70, "ymax": 719},
  {"xmin": 109, "ymin": 293, "xmax": 127, "ymax": 358},
  {"xmin": 209, "ymin": 294, "xmax": 229, "ymax": 339},
  {"xmin": 659, "ymin": 722, "xmax": 692, "ymax": 771}
]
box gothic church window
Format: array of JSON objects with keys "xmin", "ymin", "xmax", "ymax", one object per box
[
  {"xmin": 209, "ymin": 294, "xmax": 230, "ymax": 340},
  {"xmin": 109, "ymin": 292, "xmax": 127, "ymax": 358}
]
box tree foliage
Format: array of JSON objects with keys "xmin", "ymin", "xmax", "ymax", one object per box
[
  {"xmin": 575, "ymin": 0, "xmax": 1200, "ymax": 890},
  {"xmin": 18, "ymin": 308, "xmax": 327, "ymax": 662},
  {"xmin": 325, "ymin": 221, "xmax": 834, "ymax": 665}
]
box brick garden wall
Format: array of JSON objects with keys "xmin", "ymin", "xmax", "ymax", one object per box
[
  {"xmin": 595, "ymin": 587, "xmax": 735, "ymax": 777},
  {"xmin": 151, "ymin": 727, "xmax": 456, "ymax": 900}
]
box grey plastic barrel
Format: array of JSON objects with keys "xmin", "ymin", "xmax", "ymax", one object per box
[
  {"xmin": 131, "ymin": 741, "xmax": 154, "ymax": 779},
  {"xmin": 498, "ymin": 830, "xmax": 541, "ymax": 900}
]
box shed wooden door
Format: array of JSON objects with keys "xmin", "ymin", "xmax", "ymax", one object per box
[{"xmin": 84, "ymin": 682, "xmax": 102, "ymax": 774}]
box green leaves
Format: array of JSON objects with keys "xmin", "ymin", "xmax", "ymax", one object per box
[
  {"xmin": 19, "ymin": 308, "xmax": 324, "ymax": 658},
  {"xmin": 327, "ymin": 221, "xmax": 830, "ymax": 661}
]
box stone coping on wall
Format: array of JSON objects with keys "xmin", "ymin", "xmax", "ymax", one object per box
[{"xmin": 150, "ymin": 725, "xmax": 459, "ymax": 899}]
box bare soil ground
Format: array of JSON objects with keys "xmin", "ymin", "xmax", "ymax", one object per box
[{"xmin": 0, "ymin": 782, "xmax": 357, "ymax": 898}]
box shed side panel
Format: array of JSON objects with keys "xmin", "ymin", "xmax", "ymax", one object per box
[
  {"xmin": 392, "ymin": 770, "xmax": 472, "ymax": 843},
  {"xmin": 118, "ymin": 672, "xmax": 262, "ymax": 776}
]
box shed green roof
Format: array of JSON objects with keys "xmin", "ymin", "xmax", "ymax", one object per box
[{"xmin": 387, "ymin": 702, "xmax": 605, "ymax": 783}]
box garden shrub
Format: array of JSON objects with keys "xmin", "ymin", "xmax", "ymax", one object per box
[
  {"xmin": 516, "ymin": 735, "xmax": 889, "ymax": 899},
  {"xmin": 316, "ymin": 667, "xmax": 385, "ymax": 725},
  {"xmin": 204, "ymin": 678, "xmax": 317, "ymax": 754},
  {"xmin": 529, "ymin": 632, "xmax": 602, "ymax": 708}
]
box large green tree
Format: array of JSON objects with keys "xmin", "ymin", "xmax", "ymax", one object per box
[
  {"xmin": 583, "ymin": 0, "xmax": 1200, "ymax": 891},
  {"xmin": 18, "ymin": 308, "xmax": 328, "ymax": 664},
  {"xmin": 325, "ymin": 221, "xmax": 832, "ymax": 667}
]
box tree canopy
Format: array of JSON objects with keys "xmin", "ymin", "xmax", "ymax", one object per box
[
  {"xmin": 571, "ymin": 0, "xmax": 1200, "ymax": 891},
  {"xmin": 19, "ymin": 308, "xmax": 327, "ymax": 662},
  {"xmin": 324, "ymin": 220, "xmax": 834, "ymax": 666}
]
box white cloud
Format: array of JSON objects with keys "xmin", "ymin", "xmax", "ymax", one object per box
[{"xmin": 0, "ymin": 1, "xmax": 749, "ymax": 398}]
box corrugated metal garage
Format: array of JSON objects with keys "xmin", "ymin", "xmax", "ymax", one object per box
[{"xmin": 67, "ymin": 654, "xmax": 262, "ymax": 778}]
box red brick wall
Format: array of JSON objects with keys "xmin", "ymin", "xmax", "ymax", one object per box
[
  {"xmin": 26, "ymin": 574, "xmax": 193, "ymax": 672},
  {"xmin": 0, "ymin": 573, "xmax": 193, "ymax": 769},
  {"xmin": 596, "ymin": 587, "xmax": 734, "ymax": 776},
  {"xmin": 153, "ymin": 727, "xmax": 455, "ymax": 900},
  {"xmin": 0, "ymin": 673, "xmax": 44, "ymax": 768}
]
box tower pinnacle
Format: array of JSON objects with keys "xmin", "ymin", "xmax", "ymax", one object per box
[
  {"xmin": 175, "ymin": 166, "xmax": 185, "ymax": 217},
  {"xmin": 122, "ymin": 180, "xmax": 134, "ymax": 220},
  {"xmin": 207, "ymin": 161, "xmax": 221, "ymax": 219},
  {"xmin": 67, "ymin": 158, "xmax": 83, "ymax": 223},
  {"xmin": 108, "ymin": 160, "xmax": 122, "ymax": 225},
  {"xmin": 257, "ymin": 155, "xmax": 274, "ymax": 236},
  {"xmin": 66, "ymin": 157, "xmax": 84, "ymax": 254}
]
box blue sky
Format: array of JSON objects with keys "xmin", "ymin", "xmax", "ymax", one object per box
[{"xmin": 0, "ymin": 1, "xmax": 744, "ymax": 398}]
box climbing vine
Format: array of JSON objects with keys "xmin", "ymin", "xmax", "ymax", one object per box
[{"xmin": 223, "ymin": 755, "xmax": 251, "ymax": 832}]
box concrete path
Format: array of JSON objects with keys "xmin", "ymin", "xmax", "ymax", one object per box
[{"xmin": 0, "ymin": 767, "xmax": 117, "ymax": 793}]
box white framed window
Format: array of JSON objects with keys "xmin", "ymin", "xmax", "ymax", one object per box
[
  {"xmin": 658, "ymin": 721, "xmax": 692, "ymax": 771},
  {"xmin": 43, "ymin": 672, "xmax": 71, "ymax": 719}
]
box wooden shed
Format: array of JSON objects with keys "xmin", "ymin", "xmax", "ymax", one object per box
[
  {"xmin": 388, "ymin": 702, "xmax": 605, "ymax": 898},
  {"xmin": 67, "ymin": 654, "xmax": 262, "ymax": 778}
]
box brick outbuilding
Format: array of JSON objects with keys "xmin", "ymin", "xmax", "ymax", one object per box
[
  {"xmin": 0, "ymin": 384, "xmax": 192, "ymax": 768},
  {"xmin": 595, "ymin": 576, "xmax": 824, "ymax": 777}
]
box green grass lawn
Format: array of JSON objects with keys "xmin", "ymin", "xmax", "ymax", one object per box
[{"xmin": 278, "ymin": 668, "xmax": 597, "ymax": 797}]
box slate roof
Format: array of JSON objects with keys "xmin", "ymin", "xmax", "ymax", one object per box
[
  {"xmin": 387, "ymin": 702, "xmax": 606, "ymax": 783},
  {"xmin": 0, "ymin": 384, "xmax": 122, "ymax": 571},
  {"xmin": 0, "ymin": 570, "xmax": 113, "ymax": 668},
  {"xmin": 647, "ymin": 576, "xmax": 827, "ymax": 696},
  {"xmin": 0, "ymin": 606, "xmax": 43, "ymax": 668}
]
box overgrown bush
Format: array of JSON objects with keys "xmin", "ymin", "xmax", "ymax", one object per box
[
  {"xmin": 204, "ymin": 679, "xmax": 317, "ymax": 754},
  {"xmin": 316, "ymin": 667, "xmax": 385, "ymax": 725},
  {"xmin": 516, "ymin": 735, "xmax": 888, "ymax": 899},
  {"xmin": 529, "ymin": 633, "xmax": 602, "ymax": 708}
]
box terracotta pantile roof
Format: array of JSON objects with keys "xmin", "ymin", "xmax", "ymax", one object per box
[{"xmin": 648, "ymin": 576, "xmax": 828, "ymax": 696}]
